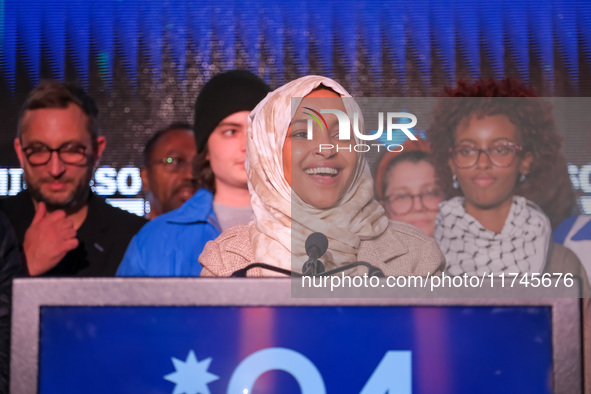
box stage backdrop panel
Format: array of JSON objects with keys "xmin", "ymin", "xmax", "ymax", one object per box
[{"xmin": 1, "ymin": 0, "xmax": 590, "ymax": 215}]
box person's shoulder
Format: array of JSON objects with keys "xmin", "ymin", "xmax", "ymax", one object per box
[
  {"xmin": 157, "ymin": 189, "xmax": 216, "ymax": 225},
  {"xmin": 547, "ymin": 242, "xmax": 590, "ymax": 296},
  {"xmin": 199, "ymin": 225, "xmax": 253, "ymax": 277},
  {"xmin": 549, "ymin": 242, "xmax": 582, "ymax": 266},
  {"xmin": 208, "ymin": 224, "xmax": 250, "ymax": 250},
  {"xmin": 90, "ymin": 194, "xmax": 147, "ymax": 229},
  {"xmin": 382, "ymin": 220, "xmax": 445, "ymax": 274},
  {"xmin": 0, "ymin": 212, "xmax": 10, "ymax": 231},
  {"xmin": 99, "ymin": 203, "xmax": 147, "ymax": 230},
  {"xmin": 547, "ymin": 242, "xmax": 586, "ymax": 279},
  {"xmin": 137, "ymin": 208, "xmax": 175, "ymax": 232},
  {"xmin": 0, "ymin": 192, "xmax": 35, "ymax": 240},
  {"xmin": 134, "ymin": 199, "xmax": 217, "ymax": 241},
  {"xmin": 0, "ymin": 191, "xmax": 32, "ymax": 213},
  {"xmin": 0, "ymin": 194, "xmax": 18, "ymax": 207},
  {"xmin": 385, "ymin": 220, "xmax": 435, "ymax": 243},
  {"xmin": 127, "ymin": 212, "xmax": 169, "ymax": 245},
  {"xmin": 0, "ymin": 211, "xmax": 16, "ymax": 241}
]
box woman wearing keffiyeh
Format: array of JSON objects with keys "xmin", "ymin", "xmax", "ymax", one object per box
[
  {"xmin": 427, "ymin": 79, "xmax": 588, "ymax": 281},
  {"xmin": 199, "ymin": 76, "xmax": 445, "ymax": 277}
]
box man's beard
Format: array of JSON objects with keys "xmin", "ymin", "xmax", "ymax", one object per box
[
  {"xmin": 25, "ymin": 169, "xmax": 92, "ymax": 212},
  {"xmin": 163, "ymin": 179, "xmax": 197, "ymax": 213}
]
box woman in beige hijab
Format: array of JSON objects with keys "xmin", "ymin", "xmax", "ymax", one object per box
[{"xmin": 199, "ymin": 76, "xmax": 444, "ymax": 277}]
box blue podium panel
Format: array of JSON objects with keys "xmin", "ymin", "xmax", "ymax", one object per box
[{"xmin": 38, "ymin": 306, "xmax": 552, "ymax": 394}]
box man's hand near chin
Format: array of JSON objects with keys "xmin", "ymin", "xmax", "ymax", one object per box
[{"xmin": 23, "ymin": 202, "xmax": 79, "ymax": 276}]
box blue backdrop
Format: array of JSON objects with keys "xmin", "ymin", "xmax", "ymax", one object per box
[{"xmin": 1, "ymin": 1, "xmax": 590, "ymax": 214}]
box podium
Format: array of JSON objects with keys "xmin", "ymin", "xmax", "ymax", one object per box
[{"xmin": 11, "ymin": 278, "xmax": 582, "ymax": 393}]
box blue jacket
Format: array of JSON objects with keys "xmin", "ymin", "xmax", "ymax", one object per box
[{"xmin": 116, "ymin": 189, "xmax": 220, "ymax": 276}]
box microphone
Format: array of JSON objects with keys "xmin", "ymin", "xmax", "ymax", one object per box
[
  {"xmin": 230, "ymin": 231, "xmax": 384, "ymax": 278},
  {"xmin": 301, "ymin": 232, "xmax": 328, "ymax": 276}
]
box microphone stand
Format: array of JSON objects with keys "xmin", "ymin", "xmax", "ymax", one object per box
[
  {"xmin": 231, "ymin": 263, "xmax": 302, "ymax": 277},
  {"xmin": 317, "ymin": 261, "xmax": 385, "ymax": 277},
  {"xmin": 302, "ymin": 232, "xmax": 328, "ymax": 276},
  {"xmin": 301, "ymin": 257, "xmax": 325, "ymax": 276},
  {"xmin": 231, "ymin": 261, "xmax": 384, "ymax": 278}
]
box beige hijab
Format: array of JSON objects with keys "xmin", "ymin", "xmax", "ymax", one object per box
[{"xmin": 246, "ymin": 76, "xmax": 388, "ymax": 273}]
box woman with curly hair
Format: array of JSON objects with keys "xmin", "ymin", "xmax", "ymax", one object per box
[
  {"xmin": 427, "ymin": 79, "xmax": 586, "ymax": 279},
  {"xmin": 429, "ymin": 79, "xmax": 577, "ymax": 228}
]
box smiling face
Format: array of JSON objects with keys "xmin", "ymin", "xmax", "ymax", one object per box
[
  {"xmin": 449, "ymin": 114, "xmax": 533, "ymax": 213},
  {"xmin": 282, "ymin": 88, "xmax": 356, "ymax": 209},
  {"xmin": 15, "ymin": 104, "xmax": 105, "ymax": 211}
]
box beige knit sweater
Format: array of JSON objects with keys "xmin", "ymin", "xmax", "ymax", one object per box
[{"xmin": 199, "ymin": 222, "xmax": 445, "ymax": 277}]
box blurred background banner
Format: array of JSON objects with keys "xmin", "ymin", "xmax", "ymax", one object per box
[{"xmin": 1, "ymin": 0, "xmax": 590, "ymax": 215}]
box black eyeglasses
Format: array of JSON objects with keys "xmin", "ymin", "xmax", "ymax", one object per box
[
  {"xmin": 449, "ymin": 141, "xmax": 522, "ymax": 169},
  {"xmin": 383, "ymin": 186, "xmax": 444, "ymax": 215},
  {"xmin": 22, "ymin": 142, "xmax": 89, "ymax": 165},
  {"xmin": 150, "ymin": 156, "xmax": 192, "ymax": 173}
]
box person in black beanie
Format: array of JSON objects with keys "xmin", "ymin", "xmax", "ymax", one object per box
[{"xmin": 117, "ymin": 70, "xmax": 270, "ymax": 277}]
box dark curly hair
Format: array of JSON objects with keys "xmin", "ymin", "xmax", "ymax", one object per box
[{"xmin": 426, "ymin": 79, "xmax": 577, "ymax": 228}]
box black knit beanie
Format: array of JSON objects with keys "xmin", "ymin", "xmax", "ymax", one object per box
[{"xmin": 194, "ymin": 70, "xmax": 271, "ymax": 153}]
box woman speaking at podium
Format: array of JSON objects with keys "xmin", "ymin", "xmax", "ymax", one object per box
[{"xmin": 199, "ymin": 76, "xmax": 445, "ymax": 277}]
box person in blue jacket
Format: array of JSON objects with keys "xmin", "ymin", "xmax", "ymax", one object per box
[{"xmin": 117, "ymin": 70, "xmax": 270, "ymax": 276}]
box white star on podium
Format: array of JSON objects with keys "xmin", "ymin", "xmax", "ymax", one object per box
[{"xmin": 164, "ymin": 350, "xmax": 219, "ymax": 394}]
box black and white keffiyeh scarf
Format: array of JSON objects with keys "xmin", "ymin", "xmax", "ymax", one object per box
[{"xmin": 434, "ymin": 196, "xmax": 551, "ymax": 276}]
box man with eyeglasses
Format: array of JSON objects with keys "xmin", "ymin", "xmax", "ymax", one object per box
[
  {"xmin": 140, "ymin": 122, "xmax": 197, "ymax": 219},
  {"xmin": 0, "ymin": 80, "xmax": 146, "ymax": 277}
]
